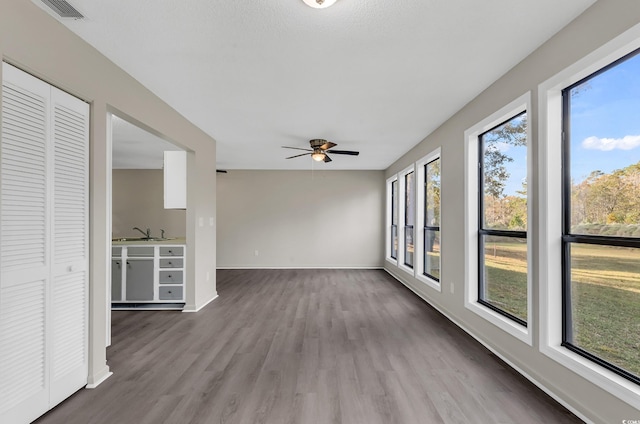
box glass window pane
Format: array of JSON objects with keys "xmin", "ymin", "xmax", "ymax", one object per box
[
  {"xmin": 425, "ymin": 159, "xmax": 440, "ymax": 227},
  {"xmin": 567, "ymin": 243, "xmax": 640, "ymax": 377},
  {"xmin": 405, "ymin": 226, "xmax": 414, "ymax": 268},
  {"xmin": 424, "ymin": 229, "xmax": 440, "ymax": 280},
  {"xmin": 568, "ymin": 52, "xmax": 640, "ymax": 235},
  {"xmin": 405, "ymin": 172, "xmax": 414, "ymax": 224},
  {"xmin": 392, "ymin": 180, "xmax": 398, "ymax": 225},
  {"xmin": 391, "ymin": 180, "xmax": 398, "ymax": 259},
  {"xmin": 391, "ymin": 225, "xmax": 397, "ymax": 259},
  {"xmin": 480, "ymin": 235, "xmax": 527, "ymax": 322},
  {"xmin": 481, "ymin": 113, "xmax": 528, "ymax": 231},
  {"xmin": 405, "ymin": 172, "xmax": 414, "ymax": 268}
]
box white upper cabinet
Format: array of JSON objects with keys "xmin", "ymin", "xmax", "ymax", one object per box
[{"xmin": 164, "ymin": 150, "xmax": 186, "ymax": 209}]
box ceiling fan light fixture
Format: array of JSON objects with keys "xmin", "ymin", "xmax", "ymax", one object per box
[
  {"xmin": 311, "ymin": 151, "xmax": 326, "ymax": 162},
  {"xmin": 302, "ymin": 0, "xmax": 338, "ymax": 9}
]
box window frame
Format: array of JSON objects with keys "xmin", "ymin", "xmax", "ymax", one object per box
[
  {"xmin": 386, "ymin": 175, "xmax": 399, "ymax": 265},
  {"xmin": 561, "ymin": 49, "xmax": 640, "ymax": 387},
  {"xmin": 538, "ymin": 23, "xmax": 640, "ymax": 406},
  {"xmin": 415, "ymin": 148, "xmax": 442, "ymax": 291},
  {"xmin": 398, "ymin": 164, "xmax": 415, "ymax": 276},
  {"xmin": 464, "ymin": 91, "xmax": 533, "ymax": 345}
]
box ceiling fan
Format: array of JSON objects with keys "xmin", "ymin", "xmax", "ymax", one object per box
[{"xmin": 283, "ymin": 139, "xmax": 359, "ymax": 163}]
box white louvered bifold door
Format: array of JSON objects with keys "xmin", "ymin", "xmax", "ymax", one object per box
[
  {"xmin": 0, "ymin": 63, "xmax": 52, "ymax": 424},
  {"xmin": 0, "ymin": 63, "xmax": 89, "ymax": 424},
  {"xmin": 49, "ymin": 86, "xmax": 89, "ymax": 406}
]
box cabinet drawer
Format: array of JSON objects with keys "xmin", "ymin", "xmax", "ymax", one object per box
[
  {"xmin": 127, "ymin": 246, "xmax": 154, "ymax": 257},
  {"xmin": 112, "ymin": 246, "xmax": 122, "ymax": 257},
  {"xmin": 159, "ymin": 258, "xmax": 183, "ymax": 268},
  {"xmin": 159, "ymin": 286, "xmax": 183, "ymax": 300},
  {"xmin": 159, "ymin": 270, "xmax": 183, "ymax": 284},
  {"xmin": 160, "ymin": 246, "xmax": 183, "ymax": 257}
]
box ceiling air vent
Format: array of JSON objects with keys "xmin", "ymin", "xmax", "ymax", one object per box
[{"xmin": 40, "ymin": 0, "xmax": 84, "ymax": 19}]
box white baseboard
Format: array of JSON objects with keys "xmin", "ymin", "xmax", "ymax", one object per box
[
  {"xmin": 383, "ymin": 267, "xmax": 594, "ymax": 424},
  {"xmin": 183, "ymin": 293, "xmax": 218, "ymax": 313},
  {"xmin": 85, "ymin": 369, "xmax": 112, "ymax": 389}
]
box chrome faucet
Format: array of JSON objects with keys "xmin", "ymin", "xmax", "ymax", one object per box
[{"xmin": 133, "ymin": 227, "xmax": 151, "ymax": 238}]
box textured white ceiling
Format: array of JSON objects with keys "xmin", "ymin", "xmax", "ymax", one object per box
[{"xmin": 55, "ymin": 0, "xmax": 596, "ymax": 170}]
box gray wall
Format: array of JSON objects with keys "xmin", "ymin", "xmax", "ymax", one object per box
[
  {"xmin": 112, "ymin": 170, "xmax": 186, "ymax": 239},
  {"xmin": 384, "ymin": 0, "xmax": 640, "ymax": 422},
  {"xmin": 1, "ymin": 0, "xmax": 218, "ymax": 387},
  {"xmin": 217, "ymin": 170, "xmax": 384, "ymax": 268}
]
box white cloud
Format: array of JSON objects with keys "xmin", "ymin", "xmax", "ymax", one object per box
[
  {"xmin": 487, "ymin": 141, "xmax": 511, "ymax": 153},
  {"xmin": 582, "ymin": 135, "xmax": 640, "ymax": 151}
]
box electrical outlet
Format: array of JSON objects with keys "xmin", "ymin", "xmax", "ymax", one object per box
[
  {"xmin": 209, "ymin": 217, "xmax": 214, "ymax": 226},
  {"xmin": 450, "ymin": 282, "xmax": 454, "ymax": 294},
  {"xmin": 206, "ymin": 271, "xmax": 210, "ymax": 281},
  {"xmin": 199, "ymin": 217, "xmax": 204, "ymax": 227},
  {"xmin": 254, "ymin": 250, "xmax": 259, "ymax": 257}
]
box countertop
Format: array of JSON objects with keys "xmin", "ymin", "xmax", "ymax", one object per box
[{"xmin": 112, "ymin": 237, "xmax": 186, "ymax": 246}]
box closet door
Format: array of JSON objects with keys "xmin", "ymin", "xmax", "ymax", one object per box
[
  {"xmin": 49, "ymin": 86, "xmax": 89, "ymax": 405},
  {"xmin": 0, "ymin": 63, "xmax": 89, "ymax": 423},
  {"xmin": 0, "ymin": 63, "xmax": 52, "ymax": 424}
]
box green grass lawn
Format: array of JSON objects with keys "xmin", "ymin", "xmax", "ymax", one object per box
[{"xmin": 483, "ymin": 242, "xmax": 640, "ymax": 376}]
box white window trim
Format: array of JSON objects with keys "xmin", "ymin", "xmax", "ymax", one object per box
[
  {"xmin": 538, "ymin": 22, "xmax": 640, "ymax": 408},
  {"xmin": 386, "ymin": 175, "xmax": 398, "ymax": 266},
  {"xmin": 464, "ymin": 91, "xmax": 533, "ymax": 346},
  {"xmin": 415, "ymin": 148, "xmax": 442, "ymax": 292},
  {"xmin": 398, "ymin": 164, "xmax": 415, "ymax": 276}
]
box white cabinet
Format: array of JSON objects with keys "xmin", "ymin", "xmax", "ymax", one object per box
[
  {"xmin": 0, "ymin": 63, "xmax": 89, "ymax": 423},
  {"xmin": 111, "ymin": 244, "xmax": 185, "ymax": 307},
  {"xmin": 163, "ymin": 150, "xmax": 186, "ymax": 209}
]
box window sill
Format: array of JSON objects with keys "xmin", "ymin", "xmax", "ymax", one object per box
[
  {"xmin": 465, "ymin": 299, "xmax": 532, "ymax": 346},
  {"xmin": 416, "ymin": 273, "xmax": 441, "ymax": 292},
  {"xmin": 540, "ymin": 344, "xmax": 640, "ymax": 409},
  {"xmin": 398, "ymin": 263, "xmax": 414, "ymax": 277}
]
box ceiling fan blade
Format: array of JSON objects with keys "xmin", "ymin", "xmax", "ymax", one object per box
[
  {"xmin": 324, "ymin": 154, "xmax": 332, "ymax": 163},
  {"xmin": 282, "ymin": 146, "xmax": 313, "ymax": 151},
  {"xmin": 326, "ymin": 149, "xmax": 359, "ymax": 156},
  {"xmin": 286, "ymin": 153, "xmax": 312, "ymax": 159},
  {"xmin": 319, "ymin": 141, "xmax": 337, "ymax": 150}
]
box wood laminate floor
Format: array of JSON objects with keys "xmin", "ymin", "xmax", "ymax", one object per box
[{"xmin": 36, "ymin": 269, "xmax": 581, "ymax": 424}]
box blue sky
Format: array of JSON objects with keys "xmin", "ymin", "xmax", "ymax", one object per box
[
  {"xmin": 569, "ymin": 50, "xmax": 640, "ymax": 183},
  {"xmin": 499, "ymin": 49, "xmax": 640, "ymax": 196}
]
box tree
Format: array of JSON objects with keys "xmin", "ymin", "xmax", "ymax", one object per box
[
  {"xmin": 482, "ymin": 114, "xmax": 528, "ymax": 231},
  {"xmin": 482, "ymin": 115, "xmax": 527, "ymax": 199}
]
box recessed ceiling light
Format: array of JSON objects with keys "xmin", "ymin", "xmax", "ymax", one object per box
[{"xmin": 302, "ymin": 0, "xmax": 338, "ymax": 9}]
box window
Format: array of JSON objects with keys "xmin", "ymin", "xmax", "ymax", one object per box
[
  {"xmin": 391, "ymin": 179, "xmax": 398, "ymax": 260},
  {"xmin": 465, "ymin": 92, "xmax": 531, "ymax": 344},
  {"xmin": 561, "ymin": 48, "xmax": 640, "ymax": 385},
  {"xmin": 424, "ymin": 158, "xmax": 440, "ymax": 280},
  {"xmin": 404, "ymin": 171, "xmax": 415, "ymax": 268},
  {"xmin": 415, "ymin": 149, "xmax": 441, "ymax": 290},
  {"xmin": 478, "ymin": 112, "xmax": 528, "ymax": 326},
  {"xmin": 540, "ymin": 26, "xmax": 640, "ymax": 404}
]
